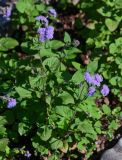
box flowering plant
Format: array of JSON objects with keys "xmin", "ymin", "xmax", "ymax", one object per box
[{"xmin": 0, "ymin": 0, "xmax": 121, "ymax": 160}]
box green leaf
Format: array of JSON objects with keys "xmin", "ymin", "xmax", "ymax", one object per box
[
  {"xmin": 105, "ymin": 18, "xmax": 119, "ymax": 32},
  {"xmin": 36, "ymin": 4, "xmax": 45, "ymax": 12},
  {"xmin": 32, "ymin": 137, "xmax": 48, "ymax": 154},
  {"xmin": 115, "ymin": 0, "xmax": 122, "ymax": 9},
  {"xmin": 15, "ymin": 87, "xmax": 32, "ymax": 98},
  {"xmin": 64, "ymin": 32, "xmax": 71, "ymax": 43},
  {"xmin": 109, "ymin": 77, "xmax": 118, "ymax": 86},
  {"xmin": 72, "ymin": 62, "xmax": 81, "ymax": 70},
  {"xmin": 58, "ymin": 91, "xmax": 74, "ymax": 104},
  {"xmin": 18, "ymin": 123, "xmax": 30, "ymax": 136},
  {"xmin": 50, "ymin": 40, "xmax": 65, "ymax": 50},
  {"xmin": 118, "ymin": 78, "xmax": 122, "ymax": 87},
  {"xmin": 94, "ymin": 121, "xmax": 102, "ymax": 134},
  {"xmin": 16, "ymin": 0, "xmax": 26, "ymax": 13},
  {"xmin": 71, "ymin": 69, "xmax": 83, "ymax": 84},
  {"xmin": 64, "ymin": 47, "xmax": 81, "ymax": 59},
  {"xmin": 48, "ymin": 154, "xmax": 59, "ymax": 160},
  {"xmin": 97, "ymin": 7, "xmax": 111, "ymax": 17},
  {"xmin": 115, "ymin": 37, "xmax": 122, "ymax": 46},
  {"xmin": 109, "ymin": 120, "xmax": 118, "ymax": 130},
  {"xmin": 78, "ymin": 120, "xmax": 96, "ymax": 135},
  {"xmin": 40, "ymin": 48, "xmax": 55, "ymax": 57},
  {"xmin": 55, "ymin": 106, "xmax": 73, "ymax": 119},
  {"xmin": 38, "ymin": 126, "xmax": 52, "ymax": 141},
  {"xmin": 50, "ymin": 138, "xmax": 63, "ymax": 150},
  {"xmin": 0, "ymin": 38, "xmax": 18, "ymax": 51},
  {"xmin": 77, "ymin": 138, "xmax": 89, "ymax": 150},
  {"xmin": 43, "ymin": 57, "xmax": 60, "ymax": 72},
  {"xmin": 102, "ymin": 105, "xmax": 111, "ymax": 115},
  {"xmin": 29, "ymin": 76, "xmax": 46, "ymax": 90},
  {"xmin": 109, "ymin": 43, "xmax": 117, "ymax": 54},
  {"xmin": 16, "ymin": 0, "xmax": 35, "ymax": 15},
  {"xmin": 0, "ymin": 138, "xmax": 9, "ymax": 152},
  {"xmin": 87, "ymin": 58, "xmax": 98, "ymax": 73}
]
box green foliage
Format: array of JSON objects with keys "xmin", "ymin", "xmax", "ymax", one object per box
[
  {"xmin": 0, "ymin": 38, "xmax": 18, "ymax": 51},
  {"xmin": 0, "ymin": 0, "xmax": 122, "ymax": 159}
]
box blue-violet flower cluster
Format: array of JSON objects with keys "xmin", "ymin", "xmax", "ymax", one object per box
[
  {"xmin": 3, "ymin": 7, "xmax": 12, "ymax": 19},
  {"xmin": 24, "ymin": 151, "xmax": 31, "ymax": 158},
  {"xmin": 35, "ymin": 15, "xmax": 48, "ymax": 26},
  {"xmin": 48, "ymin": 8, "xmax": 57, "ymax": 18},
  {"xmin": 84, "ymin": 72, "xmax": 109, "ymax": 96},
  {"xmin": 35, "ymin": 11, "xmax": 55, "ymax": 42},
  {"xmin": 7, "ymin": 98, "xmax": 16, "ymax": 108},
  {"xmin": 37, "ymin": 26, "xmax": 54, "ymax": 42},
  {"xmin": 88, "ymin": 86, "xmax": 96, "ymax": 96}
]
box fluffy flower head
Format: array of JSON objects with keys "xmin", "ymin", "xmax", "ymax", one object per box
[
  {"xmin": 7, "ymin": 98, "xmax": 16, "ymax": 108},
  {"xmin": 24, "ymin": 151, "xmax": 31, "ymax": 158},
  {"xmin": 88, "ymin": 86, "xmax": 96, "ymax": 96},
  {"xmin": 92, "ymin": 73, "xmax": 103, "ymax": 86},
  {"xmin": 48, "ymin": 8, "xmax": 57, "ymax": 18},
  {"xmin": 46, "ymin": 26, "xmax": 54, "ymax": 39},
  {"xmin": 38, "ymin": 26, "xmax": 54, "ymax": 42},
  {"xmin": 35, "ymin": 15, "xmax": 48, "ymax": 26},
  {"xmin": 84, "ymin": 72, "xmax": 93, "ymax": 84},
  {"xmin": 3, "ymin": 7, "xmax": 12, "ymax": 19},
  {"xmin": 101, "ymin": 85, "xmax": 109, "ymax": 96}
]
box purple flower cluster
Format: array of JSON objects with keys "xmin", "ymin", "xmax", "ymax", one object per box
[
  {"xmin": 24, "ymin": 151, "xmax": 31, "ymax": 158},
  {"xmin": 84, "ymin": 72, "xmax": 93, "ymax": 84},
  {"xmin": 37, "ymin": 26, "xmax": 54, "ymax": 42},
  {"xmin": 48, "ymin": 8, "xmax": 57, "ymax": 18},
  {"xmin": 35, "ymin": 8, "xmax": 56, "ymax": 42},
  {"xmin": 7, "ymin": 98, "xmax": 16, "ymax": 108},
  {"xmin": 84, "ymin": 72, "xmax": 109, "ymax": 97},
  {"xmin": 101, "ymin": 84, "xmax": 109, "ymax": 96},
  {"xmin": 88, "ymin": 86, "xmax": 96, "ymax": 96},
  {"xmin": 35, "ymin": 15, "xmax": 48, "ymax": 27},
  {"xmin": 84, "ymin": 72, "xmax": 103, "ymax": 86},
  {"xmin": 3, "ymin": 7, "xmax": 12, "ymax": 19}
]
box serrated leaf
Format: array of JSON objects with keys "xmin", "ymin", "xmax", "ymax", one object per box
[
  {"xmin": 55, "ymin": 106, "xmax": 73, "ymax": 119},
  {"xmin": 94, "ymin": 121, "xmax": 102, "ymax": 134},
  {"xmin": 78, "ymin": 120, "xmax": 96, "ymax": 135},
  {"xmin": 43, "ymin": 57, "xmax": 60, "ymax": 72},
  {"xmin": 58, "ymin": 91, "xmax": 74, "ymax": 104},
  {"xmin": 50, "ymin": 138, "xmax": 63, "ymax": 150},
  {"xmin": 77, "ymin": 138, "xmax": 89, "ymax": 150}
]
